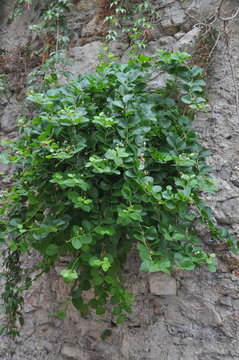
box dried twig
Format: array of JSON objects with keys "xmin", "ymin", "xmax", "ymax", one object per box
[
  {"xmin": 206, "ymin": 30, "xmax": 221, "ymax": 69},
  {"xmin": 217, "ymin": 0, "xmax": 239, "ymax": 121},
  {"xmin": 217, "ymin": 0, "xmax": 239, "ymax": 21}
]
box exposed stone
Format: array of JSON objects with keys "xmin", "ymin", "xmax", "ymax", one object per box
[
  {"xmin": 81, "ymin": 15, "xmax": 105, "ymax": 42},
  {"xmin": 1, "ymin": 99, "xmax": 21, "ymax": 133},
  {"xmin": 34, "ymin": 309, "xmax": 52, "ymax": 325},
  {"xmin": 232, "ymin": 299, "xmax": 239, "ymax": 311},
  {"xmin": 20, "ymin": 317, "xmax": 35, "ymax": 338},
  {"xmin": 174, "ymin": 31, "xmax": 186, "ymax": 40},
  {"xmin": 130, "ymin": 280, "xmax": 147, "ymax": 296},
  {"xmin": 151, "ymin": 299, "xmax": 165, "ymax": 315},
  {"xmin": 121, "ymin": 335, "xmax": 131, "ymax": 359},
  {"xmin": 194, "ymin": 304, "xmax": 223, "ymax": 327},
  {"xmin": 162, "ymin": 22, "xmax": 180, "ymax": 36},
  {"xmin": 214, "ymin": 198, "xmax": 239, "ymax": 224},
  {"xmin": 148, "ymin": 273, "xmax": 177, "ymax": 296},
  {"xmin": 61, "ymin": 345, "xmax": 90, "ymax": 359},
  {"xmin": 219, "ymin": 296, "xmax": 232, "ymax": 307},
  {"xmin": 172, "ymin": 336, "xmax": 193, "ymax": 345},
  {"xmin": 231, "ymin": 173, "xmax": 239, "ymax": 187},
  {"xmin": 171, "ymin": 9, "xmax": 187, "ymax": 26},
  {"xmin": 175, "ymin": 26, "xmax": 201, "ymax": 52},
  {"xmin": 221, "ymin": 254, "xmax": 239, "ymax": 270},
  {"xmin": 156, "ymin": 35, "xmax": 176, "ymax": 47},
  {"xmin": 68, "ymin": 42, "xmax": 102, "ymax": 76},
  {"xmin": 72, "ymin": 0, "xmax": 100, "ymax": 12}
]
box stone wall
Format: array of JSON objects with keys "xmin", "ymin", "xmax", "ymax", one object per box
[{"xmin": 1, "ymin": 0, "xmax": 239, "ymax": 359}]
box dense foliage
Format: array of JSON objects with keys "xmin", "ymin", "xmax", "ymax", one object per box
[{"xmin": 0, "ymin": 52, "xmax": 237, "ymax": 336}]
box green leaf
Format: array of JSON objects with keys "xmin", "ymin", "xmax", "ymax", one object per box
[
  {"xmin": 122, "ymin": 184, "xmax": 132, "ymax": 200},
  {"xmin": 208, "ymin": 264, "xmax": 216, "ymax": 272},
  {"xmin": 82, "ymin": 234, "xmax": 93, "ymax": 244},
  {"xmin": 45, "ymin": 244, "xmax": 59, "ymax": 256},
  {"xmin": 196, "ymin": 97, "xmax": 206, "ymax": 103},
  {"xmin": 88, "ymin": 299, "xmax": 98, "ymax": 309},
  {"xmin": 199, "ymin": 150, "xmax": 211, "ymax": 158},
  {"xmin": 166, "ymin": 136, "xmax": 175, "ymax": 147},
  {"xmin": 111, "ymin": 100, "xmax": 124, "ymax": 109},
  {"xmin": 57, "ymin": 311, "xmax": 66, "ymax": 320},
  {"xmin": 165, "ymin": 201, "xmax": 176, "ymax": 210},
  {"xmin": 180, "ymin": 260, "xmax": 195, "ymax": 270},
  {"xmin": 110, "ymin": 295, "xmax": 119, "ymax": 305},
  {"xmin": 33, "ymin": 226, "xmax": 57, "ymax": 240},
  {"xmin": 191, "ymin": 66, "xmax": 203, "ymax": 77},
  {"xmin": 181, "ymin": 95, "xmax": 192, "ymax": 104},
  {"xmin": 113, "ymin": 306, "xmax": 121, "ymax": 316},
  {"xmin": 72, "ymin": 237, "xmax": 82, "ymax": 250},
  {"xmin": 191, "ymin": 85, "xmax": 203, "ymax": 93},
  {"xmin": 98, "ymin": 295, "xmax": 107, "ymax": 306},
  {"xmin": 79, "ymin": 304, "xmax": 88, "ymax": 315},
  {"xmin": 0, "ymin": 153, "xmax": 9, "ymax": 164},
  {"xmin": 140, "ymin": 260, "xmax": 159, "ymax": 272},
  {"xmin": 61, "ymin": 269, "xmax": 69, "ymax": 278},
  {"xmin": 145, "ymin": 226, "xmax": 158, "ymax": 241},
  {"xmin": 63, "ymin": 179, "xmax": 75, "ymax": 187},
  {"xmin": 201, "ymin": 206, "xmax": 212, "ymax": 219},
  {"xmin": 89, "ymin": 257, "xmax": 102, "ymax": 267},
  {"xmin": 174, "ymin": 233, "xmax": 185, "ymax": 240},
  {"xmin": 193, "ymin": 79, "xmax": 206, "ymax": 86},
  {"xmin": 82, "ymin": 220, "xmax": 93, "ymax": 231},
  {"xmin": 137, "ymin": 244, "xmax": 150, "ymax": 261},
  {"xmin": 105, "ymin": 276, "xmax": 114, "ymax": 284},
  {"xmin": 117, "ymin": 216, "xmax": 131, "ymax": 226},
  {"xmin": 102, "ymin": 257, "xmax": 111, "ymax": 271},
  {"xmin": 105, "ymin": 149, "xmax": 116, "ymax": 160},
  {"xmin": 96, "ymin": 307, "xmax": 105, "ymax": 315},
  {"xmin": 218, "ymin": 227, "xmax": 228, "ymax": 238},
  {"xmin": 82, "ymin": 280, "xmax": 91, "ymax": 290},
  {"xmin": 93, "ymin": 275, "xmax": 103, "ymax": 286},
  {"xmin": 125, "ymin": 169, "xmax": 136, "ymax": 178},
  {"xmin": 95, "ymin": 226, "xmax": 115, "ymax": 236},
  {"xmin": 130, "ymin": 213, "xmax": 142, "ymax": 221},
  {"xmin": 117, "ymin": 314, "xmax": 126, "ymax": 324}
]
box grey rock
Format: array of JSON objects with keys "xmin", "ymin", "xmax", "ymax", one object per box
[
  {"xmin": 219, "ymin": 296, "xmax": 232, "ymax": 307},
  {"xmin": 0, "ymin": 100, "xmax": 21, "ymax": 133},
  {"xmin": 174, "ymin": 26, "xmax": 201, "ymax": 52},
  {"xmin": 121, "ymin": 335, "xmax": 131, "ymax": 358},
  {"xmin": 174, "ymin": 31, "xmax": 186, "ymax": 40},
  {"xmin": 81, "ymin": 15, "xmax": 103, "ymax": 39},
  {"xmin": 171, "ymin": 9, "xmax": 187, "ymax": 26},
  {"xmin": 214, "ymin": 198, "xmax": 239, "ymax": 224},
  {"xmin": 61, "ymin": 345, "xmax": 90, "ymax": 359},
  {"xmin": 221, "ymin": 254, "xmax": 239, "ymax": 270},
  {"xmin": 69, "ymin": 42, "xmax": 102, "ymax": 77},
  {"xmin": 162, "ymin": 23, "xmax": 180, "ymax": 36},
  {"xmin": 148, "ymin": 273, "xmax": 177, "ymax": 296},
  {"xmin": 232, "ymin": 299, "xmax": 239, "ymax": 311},
  {"xmin": 72, "ymin": 0, "xmax": 100, "ymax": 12}
]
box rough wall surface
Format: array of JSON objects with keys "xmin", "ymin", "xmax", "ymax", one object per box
[{"xmin": 1, "ymin": 0, "xmax": 239, "ymax": 359}]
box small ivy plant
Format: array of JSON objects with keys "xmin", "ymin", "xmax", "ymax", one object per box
[
  {"xmin": 11, "ymin": 0, "xmax": 72, "ymax": 44},
  {"xmin": 0, "ymin": 51, "xmax": 237, "ymax": 337},
  {"xmin": 29, "ymin": 0, "xmax": 72, "ymax": 48},
  {"xmin": 105, "ymin": 0, "xmax": 161, "ymax": 57}
]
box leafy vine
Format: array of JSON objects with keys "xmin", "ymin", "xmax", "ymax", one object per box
[{"xmin": 0, "ymin": 51, "xmax": 237, "ymax": 336}]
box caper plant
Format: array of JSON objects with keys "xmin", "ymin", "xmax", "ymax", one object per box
[{"xmin": 0, "ymin": 52, "xmax": 237, "ymax": 337}]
